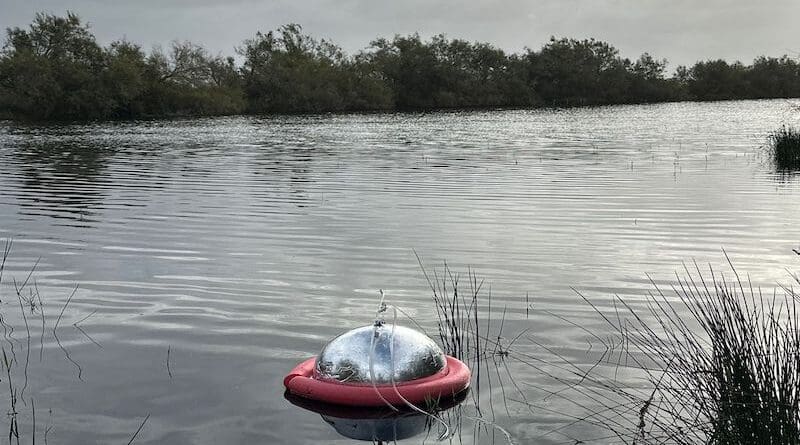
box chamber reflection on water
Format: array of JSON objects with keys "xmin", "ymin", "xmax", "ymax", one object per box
[{"xmin": 285, "ymin": 390, "xmax": 468, "ymax": 442}]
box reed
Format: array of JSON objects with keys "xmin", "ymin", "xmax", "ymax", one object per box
[
  {"xmin": 769, "ymin": 126, "xmax": 800, "ymax": 170},
  {"xmin": 0, "ymin": 240, "xmax": 147, "ymax": 443},
  {"xmin": 416, "ymin": 256, "xmax": 483, "ymax": 363},
  {"xmin": 553, "ymin": 258, "xmax": 800, "ymax": 444},
  {"xmin": 423, "ymin": 255, "xmax": 800, "ymax": 444},
  {"xmin": 417, "ymin": 256, "xmax": 532, "ymax": 444}
]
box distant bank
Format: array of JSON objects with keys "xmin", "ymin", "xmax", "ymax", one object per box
[{"xmin": 1, "ymin": 12, "xmax": 799, "ymax": 122}]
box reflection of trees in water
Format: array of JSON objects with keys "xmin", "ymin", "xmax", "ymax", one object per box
[
  {"xmin": 12, "ymin": 133, "xmax": 114, "ymax": 223},
  {"xmin": 251, "ymin": 142, "xmax": 330, "ymax": 209},
  {"xmin": 773, "ymin": 170, "xmax": 800, "ymax": 183}
]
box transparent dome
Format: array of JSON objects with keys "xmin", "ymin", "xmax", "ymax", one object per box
[{"xmin": 315, "ymin": 324, "xmax": 446, "ymax": 384}]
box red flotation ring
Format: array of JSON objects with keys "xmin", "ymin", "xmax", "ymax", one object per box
[{"xmin": 284, "ymin": 355, "xmax": 471, "ymax": 407}]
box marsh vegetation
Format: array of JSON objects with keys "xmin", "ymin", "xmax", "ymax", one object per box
[
  {"xmin": 424, "ymin": 257, "xmax": 800, "ymax": 444},
  {"xmin": 770, "ymin": 126, "xmax": 800, "ymax": 170}
]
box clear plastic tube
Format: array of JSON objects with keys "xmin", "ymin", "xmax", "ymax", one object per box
[
  {"xmin": 386, "ymin": 304, "xmax": 450, "ymax": 440},
  {"xmin": 369, "ymin": 290, "xmax": 452, "ymax": 439},
  {"xmin": 369, "ymin": 290, "xmax": 399, "ymax": 411}
]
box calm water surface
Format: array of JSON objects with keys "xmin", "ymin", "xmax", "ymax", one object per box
[{"xmin": 0, "ymin": 100, "xmax": 799, "ymax": 444}]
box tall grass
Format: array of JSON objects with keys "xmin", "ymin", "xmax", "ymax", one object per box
[
  {"xmin": 416, "ymin": 257, "xmax": 525, "ymax": 444},
  {"xmin": 417, "ymin": 256, "xmax": 800, "ymax": 444},
  {"xmin": 769, "ymin": 126, "xmax": 800, "ymax": 170},
  {"xmin": 416, "ymin": 257, "xmax": 483, "ymax": 363},
  {"xmin": 553, "ymin": 258, "xmax": 800, "ymax": 444},
  {"xmin": 0, "ymin": 240, "xmax": 148, "ymax": 443}
]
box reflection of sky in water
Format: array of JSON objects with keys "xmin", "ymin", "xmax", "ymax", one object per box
[{"xmin": 0, "ymin": 99, "xmax": 798, "ymax": 443}]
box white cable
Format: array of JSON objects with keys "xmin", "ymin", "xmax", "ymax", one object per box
[
  {"xmin": 369, "ymin": 289, "xmax": 454, "ymax": 440},
  {"xmin": 386, "ymin": 304, "xmax": 451, "ymax": 440},
  {"xmin": 370, "ymin": 289, "xmax": 399, "ymax": 411}
]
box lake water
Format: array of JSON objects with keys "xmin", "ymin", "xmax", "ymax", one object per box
[{"xmin": 0, "ymin": 99, "xmax": 799, "ymax": 444}]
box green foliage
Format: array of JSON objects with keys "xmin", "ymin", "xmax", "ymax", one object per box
[
  {"xmin": 240, "ymin": 24, "xmax": 390, "ymax": 113},
  {"xmin": 687, "ymin": 60, "xmax": 748, "ymax": 101},
  {"xmin": 1, "ymin": 12, "xmax": 800, "ymax": 121},
  {"xmin": 103, "ymin": 40, "xmax": 148, "ymax": 117},
  {"xmin": 0, "ymin": 12, "xmax": 109, "ymax": 120},
  {"xmin": 144, "ymin": 41, "xmax": 245, "ymax": 116},
  {"xmin": 747, "ymin": 56, "xmax": 800, "ymax": 99},
  {"xmin": 0, "ymin": 12, "xmax": 245, "ymax": 120},
  {"xmin": 361, "ymin": 34, "xmax": 537, "ymax": 109},
  {"xmin": 526, "ymin": 39, "xmax": 683, "ymax": 106},
  {"xmin": 528, "ymin": 37, "xmax": 626, "ymax": 105}
]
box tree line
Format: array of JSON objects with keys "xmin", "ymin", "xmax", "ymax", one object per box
[{"xmin": 1, "ymin": 12, "xmax": 799, "ymax": 121}]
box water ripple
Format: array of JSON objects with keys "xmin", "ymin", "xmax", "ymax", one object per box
[{"xmin": 1, "ymin": 100, "xmax": 799, "ymax": 443}]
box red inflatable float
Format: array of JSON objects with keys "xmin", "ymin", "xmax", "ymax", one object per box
[{"xmin": 284, "ymin": 355, "xmax": 471, "ymax": 407}]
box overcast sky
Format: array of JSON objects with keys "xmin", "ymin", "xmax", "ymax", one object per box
[{"xmin": 3, "ymin": 0, "xmax": 799, "ymax": 70}]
